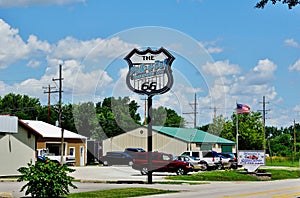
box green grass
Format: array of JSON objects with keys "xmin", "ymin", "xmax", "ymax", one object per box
[
  {"xmin": 67, "ymin": 187, "xmax": 178, "ymax": 198},
  {"xmin": 262, "ymin": 169, "xmax": 300, "ymax": 180},
  {"xmin": 266, "ymin": 157, "xmax": 300, "ymax": 167},
  {"xmin": 166, "ymin": 170, "xmax": 261, "ymax": 181},
  {"xmin": 165, "ymin": 169, "xmax": 300, "ymax": 181}
]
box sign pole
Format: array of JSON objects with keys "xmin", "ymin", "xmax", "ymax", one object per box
[
  {"xmin": 125, "ymin": 47, "xmax": 174, "ymax": 184},
  {"xmin": 147, "ymin": 95, "xmax": 153, "ymax": 184}
]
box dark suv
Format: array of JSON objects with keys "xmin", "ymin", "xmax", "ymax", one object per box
[
  {"xmin": 132, "ymin": 152, "xmax": 194, "ymax": 175},
  {"xmin": 99, "ymin": 151, "xmax": 133, "ymax": 166},
  {"xmin": 124, "ymin": 148, "xmax": 145, "ymax": 157},
  {"xmin": 219, "ymin": 152, "xmax": 238, "ymax": 169}
]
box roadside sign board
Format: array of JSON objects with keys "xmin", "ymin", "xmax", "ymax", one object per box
[{"xmin": 238, "ymin": 150, "xmax": 265, "ymax": 172}]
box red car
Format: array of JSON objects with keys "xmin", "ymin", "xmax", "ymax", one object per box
[{"xmin": 132, "ymin": 152, "xmax": 194, "ymax": 175}]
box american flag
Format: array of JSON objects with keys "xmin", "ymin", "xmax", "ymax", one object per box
[{"xmin": 236, "ymin": 103, "xmax": 250, "ymax": 114}]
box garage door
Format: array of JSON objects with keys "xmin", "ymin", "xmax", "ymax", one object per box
[{"xmin": 221, "ymin": 145, "xmax": 232, "ymax": 152}]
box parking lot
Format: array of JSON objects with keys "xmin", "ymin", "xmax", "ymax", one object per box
[{"xmin": 69, "ymin": 165, "xmax": 177, "ymax": 182}]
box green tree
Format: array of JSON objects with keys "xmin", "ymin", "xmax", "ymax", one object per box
[
  {"xmin": 37, "ymin": 105, "xmax": 58, "ymax": 126},
  {"xmin": 270, "ymin": 133, "xmax": 293, "ymax": 156},
  {"xmin": 213, "ymin": 112, "xmax": 264, "ymax": 150},
  {"xmin": 96, "ymin": 97, "xmax": 141, "ymax": 138},
  {"xmin": 152, "ymin": 106, "xmax": 185, "ymax": 127},
  {"xmin": 72, "ymin": 102, "xmax": 101, "ymax": 138},
  {"xmin": 207, "ymin": 115, "xmax": 226, "ymax": 136},
  {"xmin": 233, "ymin": 112, "xmax": 264, "ymax": 150},
  {"xmin": 255, "ymin": 0, "xmax": 300, "ymax": 9},
  {"xmin": 18, "ymin": 159, "xmax": 76, "ymax": 197},
  {"xmin": 0, "ymin": 93, "xmax": 41, "ymax": 120}
]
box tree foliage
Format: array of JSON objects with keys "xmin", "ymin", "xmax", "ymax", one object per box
[
  {"xmin": 204, "ymin": 111, "xmax": 264, "ymax": 150},
  {"xmin": 255, "ymin": 0, "xmax": 300, "ymax": 9},
  {"xmin": 206, "ymin": 115, "xmax": 226, "ymax": 136},
  {"xmin": 0, "ymin": 93, "xmax": 41, "ymax": 120},
  {"xmin": 95, "ymin": 96, "xmax": 141, "ymax": 138},
  {"xmin": 152, "ymin": 106, "xmax": 185, "ymax": 127},
  {"xmin": 72, "ymin": 102, "xmax": 101, "ymax": 139},
  {"xmin": 17, "ymin": 159, "xmax": 76, "ymax": 197}
]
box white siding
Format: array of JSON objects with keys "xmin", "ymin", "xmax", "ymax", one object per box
[
  {"xmin": 0, "ymin": 126, "xmax": 36, "ymax": 176},
  {"xmin": 0, "ymin": 116, "xmax": 18, "ymax": 133},
  {"xmin": 102, "ymin": 127, "xmax": 187, "ymax": 156}
]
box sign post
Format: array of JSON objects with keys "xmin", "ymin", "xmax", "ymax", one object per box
[{"xmin": 125, "ymin": 47, "xmax": 175, "ymax": 184}]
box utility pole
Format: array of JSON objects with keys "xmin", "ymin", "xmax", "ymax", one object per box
[
  {"xmin": 52, "ymin": 64, "xmax": 64, "ymax": 165},
  {"xmin": 141, "ymin": 98, "xmax": 147, "ymax": 125},
  {"xmin": 293, "ymin": 119, "xmax": 296, "ymax": 163},
  {"xmin": 209, "ymin": 106, "xmax": 219, "ymax": 119},
  {"xmin": 259, "ymin": 96, "xmax": 270, "ymax": 159},
  {"xmin": 183, "ymin": 93, "xmax": 198, "ymax": 128},
  {"xmin": 43, "ymin": 85, "xmax": 57, "ymax": 123}
]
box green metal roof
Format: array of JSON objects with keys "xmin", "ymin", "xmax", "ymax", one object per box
[{"xmin": 152, "ymin": 126, "xmax": 235, "ymax": 145}]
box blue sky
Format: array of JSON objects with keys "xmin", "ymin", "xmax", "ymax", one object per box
[{"xmin": 1, "ymin": 0, "xmax": 300, "ymax": 128}]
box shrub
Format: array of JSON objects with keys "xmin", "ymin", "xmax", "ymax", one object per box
[{"xmin": 17, "ymin": 158, "xmax": 77, "ymax": 197}]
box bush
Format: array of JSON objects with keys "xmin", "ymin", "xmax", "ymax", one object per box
[{"xmin": 17, "ymin": 158, "xmax": 77, "ymax": 197}]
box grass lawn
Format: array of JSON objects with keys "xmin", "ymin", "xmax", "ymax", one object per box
[
  {"xmin": 67, "ymin": 187, "xmax": 178, "ymax": 198},
  {"xmin": 165, "ymin": 169, "xmax": 300, "ymax": 181},
  {"xmin": 265, "ymin": 157, "xmax": 300, "ymax": 167}
]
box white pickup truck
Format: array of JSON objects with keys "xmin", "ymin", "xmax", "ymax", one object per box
[
  {"xmin": 37, "ymin": 149, "xmax": 75, "ymax": 165},
  {"xmin": 181, "ymin": 150, "xmax": 222, "ymax": 170}
]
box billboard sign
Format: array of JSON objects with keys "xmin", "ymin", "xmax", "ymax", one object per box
[{"xmin": 238, "ymin": 150, "xmax": 265, "ymax": 165}]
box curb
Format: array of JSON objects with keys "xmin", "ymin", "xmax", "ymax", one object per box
[{"xmin": 0, "ymin": 192, "xmax": 13, "ymax": 198}]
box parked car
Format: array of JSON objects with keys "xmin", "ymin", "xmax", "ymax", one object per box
[
  {"xmin": 175, "ymin": 155, "xmax": 202, "ymax": 171},
  {"xmin": 132, "ymin": 152, "xmax": 194, "ymax": 175},
  {"xmin": 124, "ymin": 148, "xmax": 145, "ymax": 157},
  {"xmin": 218, "ymin": 152, "xmax": 238, "ymax": 169},
  {"xmin": 181, "ymin": 150, "xmax": 222, "ymax": 170},
  {"xmin": 99, "ymin": 151, "xmax": 134, "ymax": 166}
]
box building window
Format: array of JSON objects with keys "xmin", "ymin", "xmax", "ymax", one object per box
[
  {"xmin": 69, "ymin": 147, "xmax": 75, "ymax": 157},
  {"xmin": 46, "ymin": 143, "xmax": 67, "ymax": 156}
]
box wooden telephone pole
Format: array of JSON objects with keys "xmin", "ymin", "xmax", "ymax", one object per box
[
  {"xmin": 43, "ymin": 85, "xmax": 57, "ymax": 123},
  {"xmin": 52, "ymin": 64, "xmax": 64, "ymax": 165}
]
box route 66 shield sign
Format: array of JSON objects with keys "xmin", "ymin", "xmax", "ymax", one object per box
[{"xmin": 125, "ymin": 47, "xmax": 175, "ymax": 96}]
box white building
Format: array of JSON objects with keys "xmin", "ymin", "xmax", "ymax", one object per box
[{"xmin": 102, "ymin": 126, "xmax": 236, "ymax": 156}]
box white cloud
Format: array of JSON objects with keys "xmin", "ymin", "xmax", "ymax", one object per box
[
  {"xmin": 0, "ymin": 19, "xmax": 51, "ymax": 69},
  {"xmin": 0, "ymin": 0, "xmax": 85, "ymax": 7},
  {"xmin": 200, "ymin": 39, "xmax": 223, "ymax": 54},
  {"xmin": 288, "ymin": 59, "xmax": 300, "ymax": 72},
  {"xmin": 202, "ymin": 60, "xmax": 241, "ymax": 76},
  {"xmin": 253, "ymin": 59, "xmax": 277, "ymax": 73},
  {"xmin": 207, "ymin": 47, "xmax": 223, "ymax": 54},
  {"xmin": 51, "ymin": 36, "xmax": 138, "ymax": 62},
  {"xmin": 245, "ymin": 59, "xmax": 277, "ymax": 85},
  {"xmin": 0, "ymin": 19, "xmax": 29, "ymax": 68},
  {"xmin": 27, "ymin": 60, "xmax": 41, "ymax": 68},
  {"xmin": 0, "ymin": 19, "xmax": 139, "ymax": 105},
  {"xmin": 284, "ymin": 38, "xmax": 300, "ymax": 48}
]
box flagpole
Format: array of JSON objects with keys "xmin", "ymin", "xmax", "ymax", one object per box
[{"xmin": 236, "ymin": 102, "xmax": 239, "ymax": 155}]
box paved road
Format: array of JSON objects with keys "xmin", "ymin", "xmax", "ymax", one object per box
[{"xmin": 1, "ymin": 166, "xmax": 300, "ymax": 197}]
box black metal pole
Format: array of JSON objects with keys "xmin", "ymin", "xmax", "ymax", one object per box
[{"xmin": 147, "ymin": 95, "xmax": 153, "ymax": 184}]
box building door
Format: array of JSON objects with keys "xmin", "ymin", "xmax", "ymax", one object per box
[{"xmin": 80, "ymin": 146, "xmax": 84, "ymax": 166}]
